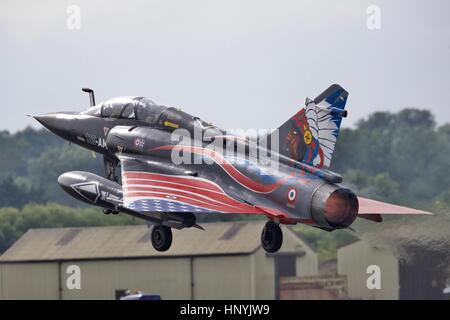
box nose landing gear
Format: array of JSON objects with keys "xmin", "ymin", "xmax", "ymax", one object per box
[
  {"xmin": 151, "ymin": 225, "xmax": 173, "ymax": 252},
  {"xmin": 261, "ymin": 221, "xmax": 283, "ymax": 253}
]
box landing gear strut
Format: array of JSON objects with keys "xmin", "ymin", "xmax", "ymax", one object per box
[
  {"xmin": 151, "ymin": 225, "xmax": 173, "ymax": 252},
  {"xmin": 261, "ymin": 221, "xmax": 283, "ymax": 253},
  {"xmin": 104, "ymin": 156, "xmax": 119, "ymax": 183},
  {"xmin": 103, "ymin": 155, "xmax": 120, "ymax": 215}
]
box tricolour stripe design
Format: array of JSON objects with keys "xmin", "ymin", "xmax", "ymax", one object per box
[{"xmin": 123, "ymin": 171, "xmax": 269, "ymax": 214}]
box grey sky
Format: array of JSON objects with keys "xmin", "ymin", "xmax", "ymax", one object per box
[{"xmin": 1, "ymin": 0, "xmax": 449, "ymax": 132}]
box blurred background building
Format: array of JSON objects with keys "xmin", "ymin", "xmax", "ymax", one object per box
[
  {"xmin": 1, "ymin": 221, "xmax": 449, "ymax": 300},
  {"xmin": 0, "ymin": 221, "xmax": 318, "ymax": 299},
  {"xmin": 338, "ymin": 239, "xmax": 449, "ymax": 300}
]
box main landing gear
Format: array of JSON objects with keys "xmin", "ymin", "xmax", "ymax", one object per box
[
  {"xmin": 261, "ymin": 221, "xmax": 283, "ymax": 253},
  {"xmin": 151, "ymin": 225, "xmax": 173, "ymax": 252},
  {"xmin": 103, "ymin": 155, "xmax": 120, "ymax": 215},
  {"xmin": 102, "ymin": 208, "xmax": 119, "ymax": 215}
]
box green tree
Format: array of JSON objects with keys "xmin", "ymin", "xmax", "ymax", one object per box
[
  {"xmin": 28, "ymin": 144, "xmax": 103, "ymax": 206},
  {"xmin": 0, "ymin": 176, "xmax": 47, "ymax": 207}
]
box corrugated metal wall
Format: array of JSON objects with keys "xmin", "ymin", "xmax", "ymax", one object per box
[
  {"xmin": 0, "ymin": 262, "xmax": 59, "ymax": 299},
  {"xmin": 0, "ymin": 227, "xmax": 318, "ymax": 300},
  {"xmin": 0, "ymin": 255, "xmax": 260, "ymax": 299},
  {"xmin": 337, "ymin": 241, "xmax": 399, "ymax": 300}
]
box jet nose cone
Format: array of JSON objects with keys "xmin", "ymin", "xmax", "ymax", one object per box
[
  {"xmin": 34, "ymin": 112, "xmax": 76, "ymax": 137},
  {"xmin": 34, "ymin": 113, "xmax": 54, "ymax": 125}
]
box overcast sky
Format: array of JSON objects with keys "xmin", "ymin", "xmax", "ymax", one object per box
[{"xmin": 1, "ymin": 0, "xmax": 449, "ymax": 132}]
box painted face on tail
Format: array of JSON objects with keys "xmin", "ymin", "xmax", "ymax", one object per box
[{"xmin": 286, "ymin": 109, "xmax": 325, "ymax": 167}]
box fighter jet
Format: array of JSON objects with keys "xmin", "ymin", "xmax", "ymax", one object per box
[{"xmin": 34, "ymin": 85, "xmax": 430, "ymax": 253}]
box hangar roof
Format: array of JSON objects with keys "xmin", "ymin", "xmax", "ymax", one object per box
[{"xmin": 0, "ymin": 221, "xmax": 308, "ymax": 262}]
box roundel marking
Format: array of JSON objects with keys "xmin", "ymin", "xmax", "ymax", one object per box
[{"xmin": 287, "ymin": 188, "xmax": 297, "ymax": 203}]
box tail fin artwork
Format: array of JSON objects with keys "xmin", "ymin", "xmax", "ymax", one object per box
[{"xmin": 261, "ymin": 84, "xmax": 348, "ymax": 168}]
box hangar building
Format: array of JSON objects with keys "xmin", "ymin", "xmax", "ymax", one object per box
[
  {"xmin": 0, "ymin": 221, "xmax": 318, "ymax": 300},
  {"xmin": 338, "ymin": 239, "xmax": 448, "ymax": 300}
]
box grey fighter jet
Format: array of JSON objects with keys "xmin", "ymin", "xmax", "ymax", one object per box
[{"xmin": 34, "ymin": 85, "xmax": 430, "ymax": 253}]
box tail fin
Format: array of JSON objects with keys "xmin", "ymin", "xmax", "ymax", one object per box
[{"xmin": 261, "ymin": 84, "xmax": 348, "ymax": 168}]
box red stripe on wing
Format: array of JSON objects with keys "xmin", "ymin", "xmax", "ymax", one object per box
[
  {"xmin": 123, "ymin": 170, "xmax": 290, "ymax": 217},
  {"xmin": 124, "ymin": 185, "xmax": 245, "ymax": 209},
  {"xmin": 123, "ymin": 172, "xmax": 223, "ymax": 193},
  {"xmin": 151, "ymin": 145, "xmax": 291, "ymax": 193}
]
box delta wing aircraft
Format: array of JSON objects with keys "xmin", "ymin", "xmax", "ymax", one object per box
[{"xmin": 34, "ymin": 85, "xmax": 430, "ymax": 252}]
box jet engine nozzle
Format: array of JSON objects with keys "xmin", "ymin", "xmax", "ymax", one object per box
[{"xmin": 311, "ymin": 184, "xmax": 359, "ymax": 229}]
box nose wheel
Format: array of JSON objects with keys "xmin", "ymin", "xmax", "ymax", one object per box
[
  {"xmin": 261, "ymin": 221, "xmax": 283, "ymax": 253},
  {"xmin": 151, "ymin": 225, "xmax": 173, "ymax": 252}
]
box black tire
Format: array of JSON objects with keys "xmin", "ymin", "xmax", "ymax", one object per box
[
  {"xmin": 261, "ymin": 221, "xmax": 283, "ymax": 253},
  {"xmin": 102, "ymin": 208, "xmax": 112, "ymax": 215},
  {"xmin": 151, "ymin": 225, "xmax": 173, "ymax": 252}
]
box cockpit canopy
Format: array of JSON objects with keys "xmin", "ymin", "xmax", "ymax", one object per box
[
  {"xmin": 82, "ymin": 96, "xmax": 168, "ymax": 125},
  {"xmin": 81, "ymin": 96, "xmax": 224, "ymax": 136}
]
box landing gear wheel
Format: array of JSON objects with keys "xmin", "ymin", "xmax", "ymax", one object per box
[
  {"xmin": 151, "ymin": 225, "xmax": 173, "ymax": 252},
  {"xmin": 102, "ymin": 208, "xmax": 119, "ymax": 215},
  {"xmin": 261, "ymin": 221, "xmax": 283, "ymax": 253}
]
